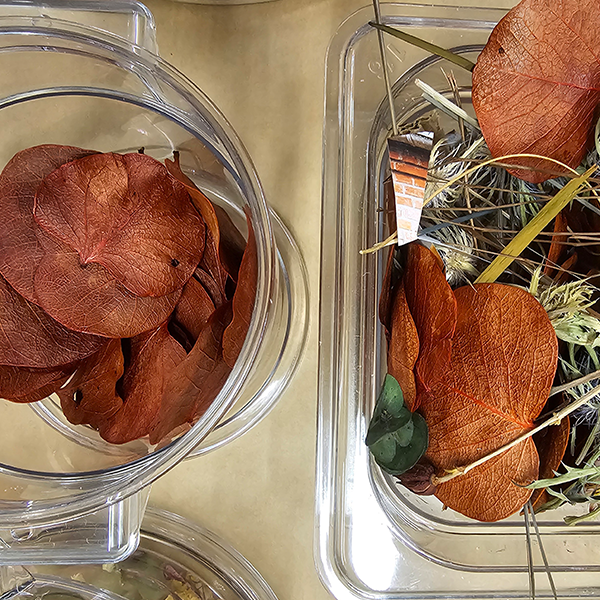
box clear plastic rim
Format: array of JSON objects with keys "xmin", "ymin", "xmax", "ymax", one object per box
[
  {"xmin": 189, "ymin": 208, "xmax": 309, "ymax": 456},
  {"xmin": 19, "ymin": 507, "xmax": 279, "ymax": 600},
  {"xmin": 0, "ymin": 16, "xmax": 276, "ymax": 528},
  {"xmin": 141, "ymin": 507, "xmax": 280, "ymax": 600}
]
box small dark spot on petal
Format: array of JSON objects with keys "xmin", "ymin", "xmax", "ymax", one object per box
[
  {"xmin": 74, "ymin": 389, "xmax": 83, "ymax": 405},
  {"xmin": 498, "ymin": 47, "xmax": 505, "ymax": 55},
  {"xmin": 171, "ymin": 258, "xmax": 180, "ymax": 267}
]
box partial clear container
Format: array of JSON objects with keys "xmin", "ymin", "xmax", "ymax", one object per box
[
  {"xmin": 317, "ymin": 3, "xmax": 600, "ymax": 598},
  {"xmin": 0, "ymin": 0, "xmax": 308, "ymax": 564},
  {"xmin": 0, "ymin": 506, "xmax": 279, "ymax": 600}
]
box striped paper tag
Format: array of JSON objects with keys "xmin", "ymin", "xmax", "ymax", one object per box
[{"xmin": 388, "ymin": 131, "xmax": 433, "ymax": 246}]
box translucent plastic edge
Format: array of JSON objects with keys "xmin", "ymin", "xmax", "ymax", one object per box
[
  {"xmin": 142, "ymin": 507, "xmax": 279, "ymax": 600},
  {"xmin": 0, "ymin": 0, "xmax": 158, "ymax": 53}
]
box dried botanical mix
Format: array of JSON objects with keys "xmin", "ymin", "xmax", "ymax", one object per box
[{"xmin": 367, "ymin": 0, "xmax": 600, "ymax": 524}]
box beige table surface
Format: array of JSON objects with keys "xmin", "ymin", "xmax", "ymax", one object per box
[{"xmin": 143, "ymin": 1, "xmax": 513, "ymax": 599}]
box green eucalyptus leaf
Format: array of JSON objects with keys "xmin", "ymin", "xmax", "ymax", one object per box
[
  {"xmin": 393, "ymin": 419, "xmax": 415, "ymax": 447},
  {"xmin": 371, "ymin": 412, "xmax": 429, "ymax": 476},
  {"xmin": 365, "ymin": 375, "xmax": 412, "ymax": 446}
]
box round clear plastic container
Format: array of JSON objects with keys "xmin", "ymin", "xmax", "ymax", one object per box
[
  {"xmin": 0, "ymin": 0, "xmax": 308, "ymax": 565},
  {"xmin": 0, "ymin": 507, "xmax": 278, "ymax": 600}
]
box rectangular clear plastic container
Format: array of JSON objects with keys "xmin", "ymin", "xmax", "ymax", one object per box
[{"xmin": 317, "ymin": 3, "xmax": 600, "ymax": 598}]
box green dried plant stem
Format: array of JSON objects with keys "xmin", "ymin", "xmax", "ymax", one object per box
[
  {"xmin": 565, "ymin": 505, "xmax": 600, "ymax": 526},
  {"xmin": 369, "ymin": 22, "xmax": 476, "ymax": 73},
  {"xmin": 576, "ymin": 413, "xmax": 600, "ymax": 465},
  {"xmin": 475, "ymin": 166, "xmax": 596, "ymax": 284},
  {"xmin": 529, "ymin": 465, "xmax": 600, "ymax": 490},
  {"xmin": 431, "ymin": 383, "xmax": 600, "ymax": 486}
]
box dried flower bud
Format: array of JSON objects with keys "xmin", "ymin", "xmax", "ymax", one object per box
[{"xmin": 397, "ymin": 460, "xmax": 437, "ymax": 495}]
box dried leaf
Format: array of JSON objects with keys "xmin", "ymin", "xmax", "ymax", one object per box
[
  {"xmin": 195, "ymin": 266, "xmax": 226, "ymax": 309},
  {"xmin": 149, "ymin": 303, "xmax": 233, "ymax": 445},
  {"xmin": 165, "ymin": 153, "xmax": 245, "ymax": 283},
  {"xmin": 214, "ymin": 204, "xmax": 246, "ymax": 284},
  {"xmin": 387, "ymin": 282, "xmax": 419, "ymax": 411},
  {"xmin": 530, "ymin": 416, "xmax": 571, "ymax": 510},
  {"xmin": 34, "ymin": 152, "xmax": 205, "ymax": 297},
  {"xmin": 99, "ymin": 324, "xmax": 187, "ymax": 444},
  {"xmin": 199, "ymin": 228, "xmax": 228, "ymax": 301},
  {"xmin": 0, "ymin": 364, "xmax": 74, "ymax": 404},
  {"xmin": 0, "ymin": 144, "xmax": 96, "ymax": 302},
  {"xmin": 554, "ymin": 251, "xmax": 579, "ymax": 285},
  {"xmin": 472, "ymin": 0, "xmax": 600, "ymax": 183},
  {"xmin": 58, "ymin": 339, "xmax": 124, "ymax": 427},
  {"xmin": 403, "ymin": 243, "xmax": 457, "ymax": 404},
  {"xmin": 165, "ymin": 157, "xmax": 228, "ymax": 300},
  {"xmin": 222, "ymin": 213, "xmax": 257, "ymax": 369},
  {"xmin": 0, "ymin": 274, "xmax": 103, "ymax": 368},
  {"xmin": 421, "ymin": 284, "xmax": 559, "ymax": 521},
  {"xmin": 33, "ymin": 232, "xmax": 182, "ymax": 338},
  {"xmin": 172, "ymin": 276, "xmax": 215, "ymax": 342}
]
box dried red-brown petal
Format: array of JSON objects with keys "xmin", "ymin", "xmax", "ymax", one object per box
[
  {"xmin": 472, "ymin": 0, "xmax": 600, "ymax": 183},
  {"xmin": 34, "ymin": 152, "xmax": 205, "ymax": 297},
  {"xmin": 222, "ymin": 214, "xmax": 257, "ymax": 369},
  {"xmin": 99, "ymin": 324, "xmax": 187, "ymax": 444},
  {"xmin": 0, "ymin": 144, "xmax": 96, "ymax": 302},
  {"xmin": 165, "ymin": 153, "xmax": 244, "ymax": 283},
  {"xmin": 531, "ymin": 416, "xmax": 571, "ymax": 510},
  {"xmin": 544, "ymin": 212, "xmax": 568, "ymax": 277},
  {"xmin": 0, "ymin": 274, "xmax": 103, "ymax": 368},
  {"xmin": 0, "ymin": 364, "xmax": 74, "ymax": 404},
  {"xmin": 172, "ymin": 276, "xmax": 216, "ymax": 342},
  {"xmin": 199, "ymin": 227, "xmax": 228, "ymax": 301},
  {"xmin": 195, "ymin": 267, "xmax": 226, "ymax": 309},
  {"xmin": 421, "ymin": 283, "xmax": 558, "ymax": 521},
  {"xmin": 33, "ymin": 232, "xmax": 181, "ymax": 338},
  {"xmin": 149, "ymin": 303, "xmax": 233, "ymax": 445},
  {"xmin": 387, "ymin": 282, "xmax": 419, "ymax": 411},
  {"xmin": 403, "ymin": 243, "xmax": 457, "ymax": 405},
  {"xmin": 58, "ymin": 339, "xmax": 124, "ymax": 427}
]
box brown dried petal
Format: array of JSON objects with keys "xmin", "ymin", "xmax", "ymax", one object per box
[
  {"xmin": 58, "ymin": 339, "xmax": 124, "ymax": 427},
  {"xmin": 222, "ymin": 213, "xmax": 257, "ymax": 369},
  {"xmin": 34, "ymin": 152, "xmax": 205, "ymax": 297},
  {"xmin": 0, "ymin": 364, "xmax": 74, "ymax": 404},
  {"xmin": 0, "ymin": 274, "xmax": 103, "ymax": 368},
  {"xmin": 149, "ymin": 303, "xmax": 233, "ymax": 445},
  {"xmin": 33, "ymin": 232, "xmax": 181, "ymax": 338},
  {"xmin": 99, "ymin": 324, "xmax": 187, "ymax": 444},
  {"xmin": 0, "ymin": 144, "xmax": 96, "ymax": 302}
]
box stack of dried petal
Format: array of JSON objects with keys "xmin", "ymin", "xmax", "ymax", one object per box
[
  {"xmin": 382, "ymin": 242, "xmax": 564, "ymax": 521},
  {"xmin": 0, "ymin": 145, "xmax": 257, "ymax": 445}
]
